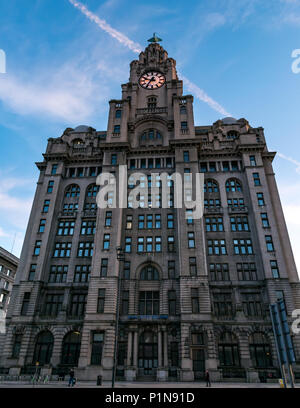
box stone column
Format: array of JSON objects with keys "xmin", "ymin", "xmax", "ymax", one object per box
[
  {"xmin": 127, "ymin": 331, "xmax": 132, "ymax": 366},
  {"xmin": 158, "ymin": 330, "xmax": 162, "ymax": 367},
  {"xmin": 133, "ymin": 331, "xmax": 138, "ymax": 367},
  {"xmin": 163, "ymin": 330, "xmax": 168, "ymax": 367}
]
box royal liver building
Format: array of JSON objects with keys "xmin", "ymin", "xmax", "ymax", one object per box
[{"xmin": 1, "ymin": 38, "xmax": 300, "ymax": 383}]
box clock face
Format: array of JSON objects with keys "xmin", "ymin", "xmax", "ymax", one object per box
[{"xmin": 139, "ymin": 71, "xmax": 166, "ymax": 89}]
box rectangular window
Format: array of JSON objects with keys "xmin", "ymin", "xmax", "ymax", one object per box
[
  {"xmin": 168, "ymin": 260, "xmax": 175, "ymax": 279},
  {"xmin": 91, "ymin": 332, "xmax": 104, "ymax": 365},
  {"xmin": 43, "ymin": 294, "xmax": 63, "ymax": 316},
  {"xmin": 227, "ymin": 198, "xmax": 244, "ymax": 208},
  {"xmin": 168, "ymin": 290, "xmax": 176, "ymax": 315},
  {"xmin": 21, "ymin": 293, "xmax": 30, "ymax": 315},
  {"xmin": 186, "ymin": 209, "xmax": 194, "ymax": 225},
  {"xmin": 257, "ymin": 192, "xmax": 265, "ymax": 206},
  {"xmin": 155, "ymin": 214, "xmax": 161, "ymax": 228},
  {"xmin": 51, "ymin": 164, "xmax": 58, "ymax": 175},
  {"xmin": 47, "ymin": 180, "xmax": 54, "ymax": 193},
  {"xmin": 28, "ymin": 264, "xmax": 37, "ymax": 281},
  {"xmin": 57, "ymin": 220, "xmax": 75, "ymax": 236},
  {"xmin": 105, "ymin": 211, "xmax": 112, "ymax": 227},
  {"xmin": 191, "ymin": 288, "xmax": 200, "ymax": 313},
  {"xmin": 230, "ymin": 216, "xmax": 249, "ymax": 232},
  {"xmin": 80, "ymin": 220, "xmax": 96, "ymax": 235},
  {"xmin": 137, "ymin": 237, "xmax": 144, "ymax": 253},
  {"xmin": 97, "ymin": 289, "xmax": 106, "ymax": 313},
  {"xmin": 183, "ymin": 151, "xmax": 190, "ymax": 162},
  {"xmin": 111, "ymin": 154, "xmax": 117, "ymax": 165},
  {"xmin": 38, "ymin": 219, "xmax": 46, "ymax": 233},
  {"xmin": 126, "ymin": 214, "xmax": 133, "ymax": 229},
  {"xmin": 125, "ymin": 237, "xmax": 131, "ymax": 253},
  {"xmin": 205, "ymin": 217, "xmax": 224, "ymax": 232},
  {"xmin": 231, "ymin": 161, "xmax": 239, "ymax": 171},
  {"xmin": 122, "ymin": 291, "xmax": 129, "ymax": 315},
  {"xmin": 139, "ymin": 291, "xmax": 159, "ymax": 315},
  {"xmin": 261, "ymin": 213, "xmax": 270, "ymax": 228},
  {"xmin": 223, "ymin": 161, "xmax": 230, "ymax": 172},
  {"xmin": 147, "ymin": 214, "xmax": 153, "ymax": 229},
  {"xmin": 146, "ymin": 237, "xmax": 153, "ymax": 252},
  {"xmin": 200, "ymin": 163, "xmax": 208, "ymax": 173},
  {"xmin": 213, "ymin": 293, "xmax": 233, "ymax": 316},
  {"xmin": 181, "ymin": 121, "xmax": 188, "ymax": 129},
  {"xmin": 42, "ymin": 200, "xmax": 50, "ymax": 213},
  {"xmin": 265, "ymin": 235, "xmax": 274, "ymax": 252},
  {"xmin": 69, "ymin": 293, "xmax": 87, "ymax": 316},
  {"xmin": 69, "ymin": 168, "xmax": 76, "ymax": 177},
  {"xmin": 189, "ymin": 257, "xmax": 197, "ymax": 276},
  {"xmin": 207, "ymin": 239, "xmax": 227, "ymax": 255},
  {"xmin": 167, "ymin": 214, "xmax": 174, "ymax": 228},
  {"xmin": 253, "ymin": 172, "xmax": 261, "ymax": 186},
  {"xmin": 209, "ymin": 263, "xmax": 230, "ymax": 281},
  {"xmin": 33, "ymin": 240, "xmax": 42, "ymax": 256},
  {"xmin": 74, "ymin": 265, "xmax": 91, "ymax": 283},
  {"xmin": 209, "ymin": 162, "xmax": 216, "ymax": 172},
  {"xmin": 103, "ymin": 234, "xmax": 110, "ymax": 250},
  {"xmin": 155, "ymin": 236, "xmax": 162, "ymax": 252},
  {"xmin": 115, "ymin": 109, "xmax": 122, "ymax": 118},
  {"xmin": 53, "ymin": 242, "xmax": 72, "ymax": 258},
  {"xmin": 188, "ymin": 232, "xmax": 195, "ymax": 248},
  {"xmin": 233, "ymin": 239, "xmax": 253, "ymax": 255},
  {"xmin": 270, "ymin": 260, "xmax": 280, "ymax": 278},
  {"xmin": 77, "ymin": 242, "xmax": 94, "ymax": 257},
  {"xmin": 113, "ymin": 125, "xmax": 120, "ymax": 134},
  {"xmin": 250, "ymin": 155, "xmax": 256, "ymax": 166},
  {"xmin": 242, "ymin": 293, "xmax": 262, "ymax": 316},
  {"xmin": 12, "ymin": 334, "xmax": 22, "ymax": 358},
  {"xmin": 77, "ymin": 168, "xmax": 84, "ymax": 177},
  {"xmin": 168, "ymin": 236, "xmax": 175, "ymax": 252},
  {"xmin": 49, "ymin": 265, "xmax": 68, "ymax": 283},
  {"xmin": 237, "ymin": 263, "xmax": 257, "ymax": 281},
  {"xmin": 100, "ymin": 259, "xmax": 108, "ymax": 277},
  {"xmin": 138, "ymin": 215, "xmax": 145, "ymax": 229},
  {"xmin": 123, "ymin": 261, "xmax": 130, "ymax": 279}
]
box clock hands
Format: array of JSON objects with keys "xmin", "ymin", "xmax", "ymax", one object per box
[{"xmin": 146, "ymin": 76, "xmax": 155, "ymax": 88}]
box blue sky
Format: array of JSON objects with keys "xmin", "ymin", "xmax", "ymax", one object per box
[{"xmin": 0, "ymin": 0, "xmax": 300, "ymax": 272}]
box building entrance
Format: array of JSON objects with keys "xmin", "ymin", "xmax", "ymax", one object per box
[{"xmin": 138, "ymin": 331, "xmax": 158, "ymax": 376}]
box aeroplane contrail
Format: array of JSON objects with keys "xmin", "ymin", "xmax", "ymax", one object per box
[{"xmin": 68, "ymin": 0, "xmax": 232, "ymax": 117}]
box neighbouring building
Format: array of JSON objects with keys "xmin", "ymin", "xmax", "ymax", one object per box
[
  {"xmin": 0, "ymin": 246, "xmax": 19, "ymax": 368},
  {"xmin": 1, "ymin": 38, "xmax": 300, "ymax": 383}
]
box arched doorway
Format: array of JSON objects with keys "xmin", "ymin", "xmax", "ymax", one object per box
[
  {"xmin": 32, "ymin": 331, "xmax": 54, "ymax": 366},
  {"xmin": 138, "ymin": 331, "xmax": 158, "ymax": 376},
  {"xmin": 61, "ymin": 331, "xmax": 81, "ymax": 366}
]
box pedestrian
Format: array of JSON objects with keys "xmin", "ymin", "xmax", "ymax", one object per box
[
  {"xmin": 205, "ymin": 370, "xmax": 211, "ymax": 387},
  {"xmin": 68, "ymin": 368, "xmax": 75, "ymax": 387}
]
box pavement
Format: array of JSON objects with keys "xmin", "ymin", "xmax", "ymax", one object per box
[{"xmin": 0, "ymin": 380, "xmax": 296, "ymax": 388}]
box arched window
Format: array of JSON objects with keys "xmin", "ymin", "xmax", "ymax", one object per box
[
  {"xmin": 65, "ymin": 184, "xmax": 80, "ymax": 198},
  {"xmin": 218, "ymin": 332, "xmax": 240, "ymax": 367},
  {"xmin": 204, "ymin": 179, "xmax": 219, "ymax": 193},
  {"xmin": 61, "ymin": 331, "xmax": 81, "ymax": 366},
  {"xmin": 180, "ymin": 105, "xmax": 187, "ymax": 114},
  {"xmin": 140, "ymin": 129, "xmax": 162, "ymax": 146},
  {"xmin": 249, "ymin": 333, "xmax": 272, "ymax": 368},
  {"xmin": 140, "ymin": 265, "xmax": 159, "ymax": 280},
  {"xmin": 226, "ymin": 179, "xmax": 242, "ymax": 192},
  {"xmin": 73, "ymin": 139, "xmax": 84, "ymax": 145},
  {"xmin": 86, "ymin": 184, "xmax": 99, "ymax": 197},
  {"xmin": 227, "ymin": 131, "xmax": 239, "ymax": 140},
  {"xmin": 33, "ymin": 331, "xmax": 54, "ymax": 366}
]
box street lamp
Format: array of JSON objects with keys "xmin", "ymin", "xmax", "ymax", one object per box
[{"xmin": 112, "ymin": 246, "xmax": 125, "ymax": 388}]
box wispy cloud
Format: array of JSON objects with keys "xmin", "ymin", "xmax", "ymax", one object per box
[
  {"xmin": 181, "ymin": 75, "xmax": 232, "ymax": 117},
  {"xmin": 68, "ymin": 0, "xmax": 232, "ymax": 117},
  {"xmin": 68, "ymin": 0, "xmax": 143, "ymax": 53},
  {"xmin": 277, "ymin": 152, "xmax": 300, "ymax": 174}
]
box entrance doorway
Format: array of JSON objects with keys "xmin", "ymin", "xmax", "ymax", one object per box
[
  {"xmin": 138, "ymin": 331, "xmax": 158, "ymax": 376},
  {"xmin": 192, "ymin": 349, "xmax": 205, "ymax": 380}
]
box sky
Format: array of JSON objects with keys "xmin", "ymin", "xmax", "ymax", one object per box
[{"xmin": 0, "ymin": 0, "xmax": 299, "ymax": 274}]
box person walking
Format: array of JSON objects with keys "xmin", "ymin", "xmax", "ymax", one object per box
[
  {"xmin": 68, "ymin": 368, "xmax": 75, "ymax": 387},
  {"xmin": 205, "ymin": 370, "xmax": 211, "ymax": 387}
]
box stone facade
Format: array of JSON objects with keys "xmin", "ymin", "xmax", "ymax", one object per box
[{"xmin": 1, "ymin": 42, "xmax": 300, "ymax": 382}]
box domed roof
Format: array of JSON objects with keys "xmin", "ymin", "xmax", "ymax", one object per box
[
  {"xmin": 73, "ymin": 125, "xmax": 90, "ymax": 132},
  {"xmin": 222, "ymin": 117, "xmax": 238, "ymax": 125}
]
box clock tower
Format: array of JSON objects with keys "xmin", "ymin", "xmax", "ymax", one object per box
[{"xmin": 106, "ymin": 39, "xmax": 195, "ymax": 145}]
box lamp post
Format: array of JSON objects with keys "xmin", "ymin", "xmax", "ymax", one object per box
[{"xmin": 112, "ymin": 246, "xmax": 125, "ymax": 388}]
